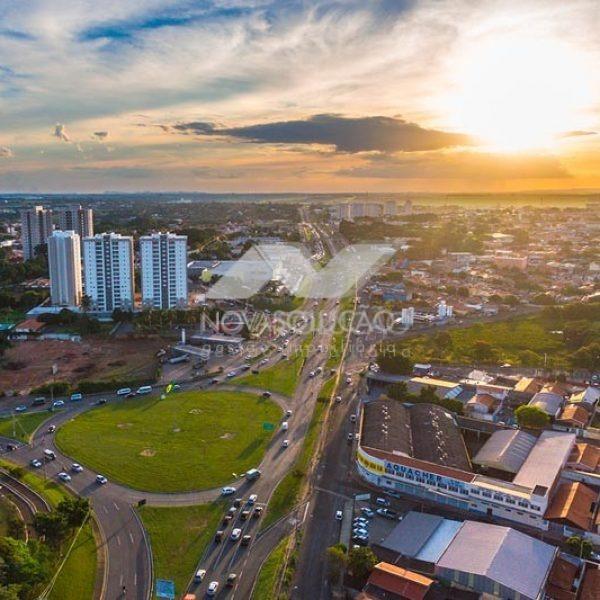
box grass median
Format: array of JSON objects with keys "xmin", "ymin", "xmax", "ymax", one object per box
[
  {"xmin": 56, "ymin": 390, "xmax": 281, "ymax": 492},
  {"xmin": 138, "ymin": 502, "xmax": 223, "ymax": 595},
  {"xmin": 252, "ymin": 534, "xmax": 291, "ymax": 600},
  {"xmin": 0, "ymin": 410, "xmax": 54, "ymax": 443}
]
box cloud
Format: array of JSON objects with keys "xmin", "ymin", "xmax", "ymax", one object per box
[
  {"xmin": 93, "ymin": 131, "xmax": 109, "ymax": 140},
  {"xmin": 337, "ymin": 151, "xmax": 571, "ymax": 180},
  {"xmin": 560, "ymin": 130, "xmax": 597, "ymax": 138},
  {"xmin": 53, "ymin": 123, "xmax": 71, "ymax": 142},
  {"xmin": 171, "ymin": 114, "xmax": 471, "ymax": 153},
  {"xmin": 0, "ymin": 146, "xmax": 13, "ymax": 158}
]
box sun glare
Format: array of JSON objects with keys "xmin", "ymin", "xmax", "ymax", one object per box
[{"xmin": 445, "ymin": 35, "xmax": 592, "ymax": 152}]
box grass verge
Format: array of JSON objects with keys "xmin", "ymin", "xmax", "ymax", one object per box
[
  {"xmin": 252, "ymin": 535, "xmax": 291, "ymax": 600},
  {"xmin": 56, "ymin": 390, "xmax": 281, "ymax": 492},
  {"xmin": 0, "ymin": 410, "xmax": 54, "ymax": 443},
  {"xmin": 138, "ymin": 502, "xmax": 223, "ymax": 595}
]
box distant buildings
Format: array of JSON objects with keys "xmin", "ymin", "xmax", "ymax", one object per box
[
  {"xmin": 20, "ymin": 206, "xmax": 53, "ymax": 260},
  {"xmin": 140, "ymin": 232, "xmax": 188, "ymax": 309},
  {"xmin": 83, "ymin": 233, "xmax": 135, "ymax": 312},
  {"xmin": 56, "ymin": 205, "xmax": 94, "ymax": 239},
  {"xmin": 47, "ymin": 231, "xmax": 82, "ymax": 307}
]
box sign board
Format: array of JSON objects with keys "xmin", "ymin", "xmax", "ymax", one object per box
[
  {"xmin": 262, "ymin": 422, "xmax": 275, "ymax": 431},
  {"xmin": 155, "ymin": 579, "xmax": 175, "ymax": 599}
]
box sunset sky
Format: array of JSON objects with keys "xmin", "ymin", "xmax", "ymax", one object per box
[{"xmin": 1, "ymin": 0, "xmax": 599, "ymax": 193}]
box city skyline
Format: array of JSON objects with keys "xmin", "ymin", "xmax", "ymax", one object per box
[{"xmin": 1, "ymin": 0, "xmax": 599, "ymax": 194}]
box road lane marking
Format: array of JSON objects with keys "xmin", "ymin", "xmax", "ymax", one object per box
[
  {"xmin": 129, "ymin": 532, "xmax": 134, "ymax": 544},
  {"xmin": 113, "ymin": 501, "xmax": 120, "ymax": 511},
  {"xmin": 116, "ymin": 535, "xmax": 121, "ymax": 546},
  {"xmin": 102, "ymin": 506, "xmax": 108, "ymax": 514}
]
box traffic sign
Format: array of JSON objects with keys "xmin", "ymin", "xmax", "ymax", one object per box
[{"xmin": 262, "ymin": 422, "xmax": 275, "ymax": 431}]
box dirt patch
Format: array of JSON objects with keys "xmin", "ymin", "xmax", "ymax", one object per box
[
  {"xmin": 117, "ymin": 423, "xmax": 133, "ymax": 429},
  {"xmin": 0, "ymin": 337, "xmax": 165, "ymax": 394},
  {"xmin": 140, "ymin": 449, "xmax": 156, "ymax": 457},
  {"xmin": 188, "ymin": 408, "xmax": 203, "ymax": 415},
  {"xmin": 172, "ymin": 427, "xmax": 181, "ymax": 433},
  {"xmin": 220, "ymin": 432, "xmax": 235, "ymax": 440}
]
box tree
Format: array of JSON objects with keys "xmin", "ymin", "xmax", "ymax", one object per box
[
  {"xmin": 81, "ymin": 294, "xmax": 92, "ymax": 312},
  {"xmin": 566, "ymin": 536, "xmax": 593, "ymax": 559},
  {"xmin": 377, "ymin": 352, "xmax": 413, "ymax": 375},
  {"xmin": 57, "ymin": 497, "xmax": 89, "ymax": 528},
  {"xmin": 326, "ymin": 544, "xmax": 347, "ymax": 584},
  {"xmin": 472, "ymin": 340, "xmax": 496, "ymax": 363},
  {"xmin": 515, "ymin": 405, "xmax": 550, "ymax": 429},
  {"xmin": 33, "ymin": 512, "xmax": 67, "ymax": 546},
  {"xmin": 0, "ymin": 537, "xmax": 47, "ymax": 588},
  {"xmin": 348, "ymin": 547, "xmax": 378, "ymax": 581},
  {"xmin": 388, "ymin": 381, "xmax": 409, "ymax": 401},
  {"xmin": 432, "ymin": 331, "xmax": 453, "ymax": 354},
  {"xmin": 571, "ymin": 342, "xmax": 600, "ymax": 372}
]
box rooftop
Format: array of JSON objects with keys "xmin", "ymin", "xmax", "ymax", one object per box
[
  {"xmin": 436, "ymin": 520, "xmax": 556, "ymax": 600},
  {"xmin": 366, "ymin": 563, "xmax": 434, "ymax": 600},
  {"xmin": 472, "ymin": 429, "xmax": 537, "ymax": 474},
  {"xmin": 361, "ymin": 399, "xmax": 471, "ymax": 471},
  {"xmin": 513, "ymin": 431, "xmax": 575, "ymax": 495},
  {"xmin": 544, "ymin": 481, "xmax": 598, "ymax": 531}
]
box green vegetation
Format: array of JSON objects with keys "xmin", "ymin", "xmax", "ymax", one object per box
[
  {"xmin": 326, "ymin": 298, "xmax": 355, "ymax": 369},
  {"xmin": 0, "ymin": 497, "xmax": 23, "ymax": 539},
  {"xmin": 261, "ymin": 379, "xmax": 332, "ymax": 530},
  {"xmin": 347, "ymin": 547, "xmax": 378, "ymax": 582},
  {"xmin": 252, "ymin": 535, "xmax": 291, "ymax": 600},
  {"xmin": 387, "ymin": 382, "xmax": 463, "ymax": 415},
  {"xmin": 326, "ymin": 543, "xmax": 348, "ymax": 584},
  {"xmin": 0, "ymin": 411, "xmax": 53, "ymax": 443},
  {"xmin": 48, "ymin": 520, "xmax": 97, "ymax": 600},
  {"xmin": 239, "ymin": 337, "xmax": 311, "ymax": 397},
  {"xmin": 56, "ymin": 390, "xmax": 281, "ymax": 492},
  {"xmin": 386, "ymin": 301, "xmax": 600, "ymax": 371},
  {"xmin": 566, "ymin": 535, "xmax": 593, "ymax": 560},
  {"xmin": 514, "ymin": 405, "xmax": 550, "ymax": 429},
  {"xmin": 0, "ymin": 460, "xmax": 98, "ymax": 600},
  {"xmin": 139, "ymin": 502, "xmax": 222, "ymax": 595}
]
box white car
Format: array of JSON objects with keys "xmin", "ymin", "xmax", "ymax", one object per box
[
  {"xmin": 335, "ymin": 510, "xmax": 343, "ymax": 521},
  {"xmin": 52, "ymin": 400, "xmax": 65, "ymax": 408},
  {"xmin": 58, "ymin": 472, "xmax": 72, "ymax": 482},
  {"xmin": 230, "ymin": 528, "xmax": 242, "ymax": 541},
  {"xmin": 207, "ymin": 581, "xmax": 219, "ymax": 597},
  {"xmin": 116, "ymin": 387, "xmax": 131, "ymax": 396},
  {"xmin": 194, "ymin": 568, "xmax": 206, "ymax": 583},
  {"xmin": 248, "ymin": 494, "xmax": 258, "ymax": 505},
  {"xmin": 335, "ymin": 395, "xmax": 342, "ymax": 402},
  {"xmin": 282, "ymin": 439, "xmax": 290, "ymax": 448},
  {"xmin": 226, "ymin": 371, "xmax": 236, "ymax": 378},
  {"xmin": 96, "ymin": 475, "xmax": 108, "ymax": 485},
  {"xmin": 221, "ymin": 486, "xmax": 236, "ymax": 496},
  {"xmin": 30, "ymin": 459, "xmax": 42, "ymax": 468},
  {"xmin": 71, "ymin": 463, "xmax": 83, "ymax": 473},
  {"xmin": 345, "ymin": 377, "xmax": 352, "ymax": 384},
  {"xmin": 285, "ymin": 409, "xmax": 292, "ymax": 417}
]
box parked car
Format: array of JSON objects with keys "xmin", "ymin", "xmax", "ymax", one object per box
[
  {"xmin": 376, "ymin": 508, "xmax": 397, "ymax": 519},
  {"xmin": 375, "ymin": 497, "xmax": 390, "ymax": 507},
  {"xmin": 116, "ymin": 387, "xmax": 131, "ymax": 396},
  {"xmin": 32, "ymin": 397, "xmax": 46, "ymax": 406},
  {"xmin": 352, "ymin": 534, "xmax": 369, "ymax": 546},
  {"xmin": 360, "ymin": 508, "xmax": 375, "ymax": 518},
  {"xmin": 136, "ymin": 385, "xmax": 152, "ymax": 395},
  {"xmin": 70, "ymin": 393, "xmax": 83, "ymax": 402},
  {"xmin": 96, "ymin": 475, "xmax": 108, "ymax": 485}
]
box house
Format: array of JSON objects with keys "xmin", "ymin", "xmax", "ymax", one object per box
[
  {"xmin": 566, "ymin": 443, "xmax": 600, "ymax": 473},
  {"xmin": 8, "ymin": 318, "xmax": 46, "ymax": 340},
  {"xmin": 544, "ymin": 482, "xmax": 599, "ymax": 532},
  {"xmin": 528, "ymin": 391, "xmax": 563, "ymax": 419},
  {"xmin": 465, "ymin": 393, "xmax": 498, "ymax": 417},
  {"xmin": 359, "ymin": 562, "xmax": 434, "ymax": 600},
  {"xmin": 407, "ymin": 377, "xmax": 463, "ymax": 400},
  {"xmin": 512, "ymin": 377, "xmax": 544, "ymax": 402},
  {"xmin": 568, "ymin": 387, "xmax": 600, "ymax": 412},
  {"xmin": 555, "ymin": 404, "xmax": 590, "ymax": 429}
]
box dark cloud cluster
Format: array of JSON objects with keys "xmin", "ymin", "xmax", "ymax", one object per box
[{"xmin": 169, "ymin": 114, "xmax": 471, "ymax": 153}]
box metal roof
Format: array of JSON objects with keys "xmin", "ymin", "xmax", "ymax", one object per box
[
  {"xmin": 436, "ymin": 521, "xmax": 556, "ymax": 600},
  {"xmin": 472, "ymin": 429, "xmax": 537, "ymax": 474}
]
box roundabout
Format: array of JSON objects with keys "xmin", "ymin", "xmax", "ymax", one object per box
[{"xmin": 55, "ymin": 389, "xmax": 282, "ymax": 493}]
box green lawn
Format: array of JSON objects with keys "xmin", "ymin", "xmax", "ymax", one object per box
[
  {"xmin": 49, "ymin": 519, "xmax": 98, "ymax": 600},
  {"xmin": 56, "ymin": 390, "xmax": 281, "ymax": 492},
  {"xmin": 0, "ymin": 410, "xmax": 53, "ymax": 442},
  {"xmin": 139, "ymin": 502, "xmax": 223, "ymax": 595},
  {"xmin": 252, "ymin": 535, "xmax": 290, "ymax": 600},
  {"xmin": 238, "ymin": 337, "xmax": 310, "ymax": 397}
]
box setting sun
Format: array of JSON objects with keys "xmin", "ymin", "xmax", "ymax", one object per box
[{"xmin": 445, "ymin": 35, "xmax": 593, "ymax": 152}]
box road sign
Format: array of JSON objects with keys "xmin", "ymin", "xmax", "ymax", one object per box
[
  {"xmin": 262, "ymin": 422, "xmax": 275, "ymax": 431},
  {"xmin": 155, "ymin": 579, "xmax": 175, "ymax": 599}
]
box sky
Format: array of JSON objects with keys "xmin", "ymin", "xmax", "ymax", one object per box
[{"xmin": 0, "ymin": 0, "xmax": 599, "ymax": 193}]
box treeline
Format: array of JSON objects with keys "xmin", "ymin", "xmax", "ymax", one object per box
[
  {"xmin": 0, "ymin": 496, "xmax": 89, "ymax": 600},
  {"xmin": 0, "ymin": 251, "xmax": 47, "ymax": 286}
]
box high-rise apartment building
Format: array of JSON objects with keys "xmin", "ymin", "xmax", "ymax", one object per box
[
  {"xmin": 82, "ymin": 233, "xmax": 134, "ymax": 312},
  {"xmin": 48, "ymin": 231, "xmax": 82, "ymax": 307},
  {"xmin": 140, "ymin": 232, "xmax": 188, "ymax": 309},
  {"xmin": 20, "ymin": 206, "xmax": 53, "ymax": 260},
  {"xmin": 56, "ymin": 205, "xmax": 94, "ymax": 238}
]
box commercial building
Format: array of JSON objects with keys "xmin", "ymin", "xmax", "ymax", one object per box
[
  {"xmin": 356, "ymin": 399, "xmax": 599, "ymax": 532},
  {"xmin": 20, "ymin": 206, "xmax": 53, "ymax": 260},
  {"xmin": 47, "ymin": 231, "xmax": 82, "ymax": 307},
  {"xmin": 377, "ymin": 512, "xmax": 565, "ymax": 600},
  {"xmin": 83, "ymin": 233, "xmax": 134, "ymax": 312},
  {"xmin": 56, "ymin": 205, "xmax": 94, "ymax": 238},
  {"xmin": 140, "ymin": 232, "xmax": 188, "ymax": 309}
]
